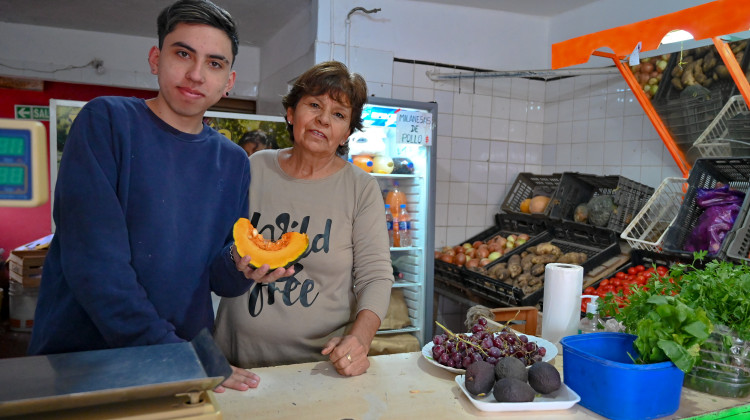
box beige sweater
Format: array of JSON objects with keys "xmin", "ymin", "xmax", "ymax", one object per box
[{"xmin": 213, "ymin": 149, "xmax": 394, "ymax": 368}]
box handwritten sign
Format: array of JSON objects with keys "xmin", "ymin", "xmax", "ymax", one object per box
[{"xmin": 396, "ymin": 111, "xmax": 432, "ymax": 146}]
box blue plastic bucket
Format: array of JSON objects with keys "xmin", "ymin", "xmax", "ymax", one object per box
[{"xmin": 560, "ymin": 333, "xmax": 684, "ymax": 420}]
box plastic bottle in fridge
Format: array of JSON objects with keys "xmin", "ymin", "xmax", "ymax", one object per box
[
  {"xmin": 386, "ymin": 181, "xmax": 406, "ymax": 217},
  {"xmin": 395, "ymin": 204, "xmax": 412, "ymax": 247},
  {"xmin": 385, "ymin": 204, "xmax": 394, "ymax": 248}
]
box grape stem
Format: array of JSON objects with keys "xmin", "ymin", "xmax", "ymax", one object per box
[{"xmin": 434, "ymin": 321, "xmax": 488, "ymax": 357}]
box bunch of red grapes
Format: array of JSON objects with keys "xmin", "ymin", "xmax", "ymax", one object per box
[{"xmin": 431, "ymin": 318, "xmax": 546, "ymax": 369}]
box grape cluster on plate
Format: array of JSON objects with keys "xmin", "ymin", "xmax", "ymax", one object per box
[{"xmin": 431, "ymin": 318, "xmax": 546, "ymax": 369}]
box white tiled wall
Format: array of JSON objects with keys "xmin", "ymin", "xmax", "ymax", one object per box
[{"xmin": 372, "ymin": 62, "xmax": 682, "ymax": 250}]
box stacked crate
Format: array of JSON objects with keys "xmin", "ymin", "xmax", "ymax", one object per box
[{"xmin": 7, "ymin": 248, "xmax": 46, "ymax": 332}]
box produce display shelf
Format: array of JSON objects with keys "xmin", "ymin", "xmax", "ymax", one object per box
[
  {"xmin": 620, "ymin": 177, "xmax": 689, "ymax": 253},
  {"xmin": 693, "ymin": 95, "xmax": 749, "ymax": 158},
  {"xmin": 547, "ymin": 172, "xmax": 654, "ymax": 234},
  {"xmin": 500, "ymin": 172, "xmax": 562, "ymax": 218},
  {"xmin": 433, "ymin": 213, "xmax": 549, "ymax": 307},
  {"xmin": 662, "ymin": 157, "xmax": 750, "ymax": 259},
  {"xmin": 464, "ymin": 222, "xmax": 620, "ymax": 308}
]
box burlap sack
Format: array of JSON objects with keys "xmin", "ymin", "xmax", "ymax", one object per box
[
  {"xmin": 368, "ymin": 333, "xmax": 421, "ymax": 356},
  {"xmin": 378, "ymin": 288, "xmax": 411, "ymax": 330}
]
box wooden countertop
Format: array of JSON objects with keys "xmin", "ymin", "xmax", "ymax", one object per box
[{"xmin": 213, "ymin": 352, "xmax": 749, "ymax": 419}]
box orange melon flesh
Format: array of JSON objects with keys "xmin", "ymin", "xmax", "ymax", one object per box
[{"xmin": 232, "ymin": 218, "xmax": 309, "ymax": 269}]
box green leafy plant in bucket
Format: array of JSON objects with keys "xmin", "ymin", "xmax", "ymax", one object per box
[
  {"xmin": 606, "ymin": 251, "xmax": 715, "ymax": 373},
  {"xmin": 631, "ymin": 295, "xmax": 712, "ymax": 373}
]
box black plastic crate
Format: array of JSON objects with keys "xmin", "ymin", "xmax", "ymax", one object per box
[
  {"xmin": 463, "ymin": 222, "xmax": 620, "ymax": 307},
  {"xmin": 434, "ymin": 213, "xmax": 549, "ymax": 306},
  {"xmin": 500, "ymin": 172, "xmax": 562, "ymax": 218},
  {"xmin": 662, "ymin": 158, "xmax": 750, "ymax": 259},
  {"xmin": 464, "ymin": 213, "xmax": 548, "ymax": 245},
  {"xmin": 654, "ymin": 94, "xmax": 723, "ymax": 146},
  {"xmin": 547, "ymin": 172, "xmax": 654, "ymax": 234}
]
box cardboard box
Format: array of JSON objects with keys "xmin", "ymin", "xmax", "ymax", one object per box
[{"xmin": 8, "ymin": 248, "xmax": 47, "ymax": 288}]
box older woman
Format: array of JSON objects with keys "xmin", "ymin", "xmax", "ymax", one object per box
[{"xmin": 214, "ymin": 61, "xmax": 394, "ymax": 378}]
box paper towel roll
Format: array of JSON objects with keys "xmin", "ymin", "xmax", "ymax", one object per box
[{"xmin": 541, "ymin": 263, "xmax": 584, "ymax": 344}]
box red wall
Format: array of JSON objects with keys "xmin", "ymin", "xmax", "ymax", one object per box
[{"xmin": 0, "ymin": 81, "xmax": 155, "ymax": 260}]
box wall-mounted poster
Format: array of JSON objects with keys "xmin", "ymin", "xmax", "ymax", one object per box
[{"xmin": 48, "ymin": 99, "xmax": 289, "ymax": 230}]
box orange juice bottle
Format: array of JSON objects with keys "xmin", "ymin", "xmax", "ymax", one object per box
[{"xmin": 386, "ymin": 181, "xmax": 406, "ymax": 217}]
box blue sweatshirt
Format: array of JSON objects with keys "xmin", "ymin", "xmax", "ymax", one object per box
[{"xmin": 28, "ymin": 97, "xmax": 251, "ymax": 355}]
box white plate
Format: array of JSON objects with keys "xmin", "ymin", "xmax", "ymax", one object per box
[
  {"xmin": 422, "ymin": 333, "xmax": 558, "ymax": 374},
  {"xmin": 455, "ymin": 375, "xmax": 580, "ymax": 412}
]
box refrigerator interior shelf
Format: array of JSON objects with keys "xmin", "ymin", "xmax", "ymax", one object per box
[{"xmin": 372, "ymin": 173, "xmax": 423, "ymax": 179}]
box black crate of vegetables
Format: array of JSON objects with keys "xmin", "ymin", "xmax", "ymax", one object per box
[
  {"xmin": 500, "ymin": 172, "xmax": 562, "ymax": 218},
  {"xmin": 463, "ymin": 221, "xmax": 620, "ymax": 308},
  {"xmin": 662, "ymin": 158, "xmax": 750, "ymax": 260},
  {"xmin": 547, "ymin": 172, "xmax": 654, "ymax": 235},
  {"xmin": 434, "ymin": 213, "xmax": 548, "ymax": 307}
]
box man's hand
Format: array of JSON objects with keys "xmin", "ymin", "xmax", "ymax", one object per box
[
  {"xmin": 232, "ymin": 245, "xmax": 295, "ymax": 283},
  {"xmin": 213, "ymin": 365, "xmax": 260, "ymax": 393}
]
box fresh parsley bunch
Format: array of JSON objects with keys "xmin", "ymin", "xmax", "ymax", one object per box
[
  {"xmin": 611, "ymin": 252, "xmax": 721, "ymax": 373},
  {"xmin": 674, "ymin": 252, "xmax": 750, "ymax": 342}
]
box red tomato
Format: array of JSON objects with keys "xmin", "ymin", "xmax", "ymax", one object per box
[
  {"xmin": 612, "ymin": 278, "xmax": 622, "ymax": 287},
  {"xmin": 615, "ymin": 272, "xmax": 626, "ymax": 279},
  {"xmin": 627, "ymin": 267, "xmax": 638, "ymax": 275},
  {"xmin": 656, "ymin": 266, "xmax": 668, "ymax": 277},
  {"xmin": 581, "ymin": 297, "xmax": 591, "ymax": 313},
  {"xmin": 600, "ymin": 278, "xmax": 611, "ymax": 287},
  {"xmin": 635, "ymin": 265, "xmax": 645, "ymax": 273},
  {"xmin": 584, "ymin": 286, "xmax": 596, "ymax": 295}
]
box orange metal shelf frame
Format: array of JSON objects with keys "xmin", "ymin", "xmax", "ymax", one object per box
[{"xmin": 551, "ymin": 0, "xmax": 750, "ymax": 177}]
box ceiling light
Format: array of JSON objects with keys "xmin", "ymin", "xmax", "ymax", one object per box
[{"xmin": 661, "ymin": 30, "xmax": 694, "ymax": 44}]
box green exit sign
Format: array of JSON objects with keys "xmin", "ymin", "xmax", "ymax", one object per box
[{"xmin": 15, "ymin": 105, "xmax": 49, "ymax": 121}]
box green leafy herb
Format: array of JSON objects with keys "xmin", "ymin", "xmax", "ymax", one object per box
[
  {"xmin": 608, "ymin": 251, "xmax": 750, "ymax": 373},
  {"xmin": 675, "ymin": 252, "xmax": 750, "ymax": 341}
]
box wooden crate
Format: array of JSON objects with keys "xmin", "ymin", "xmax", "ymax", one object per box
[{"xmin": 8, "ymin": 249, "xmax": 47, "ymax": 288}]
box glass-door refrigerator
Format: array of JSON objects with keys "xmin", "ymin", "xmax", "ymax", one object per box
[{"xmin": 347, "ymin": 97, "xmax": 436, "ymax": 346}]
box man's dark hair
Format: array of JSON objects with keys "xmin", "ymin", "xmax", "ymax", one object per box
[{"xmin": 157, "ymin": 0, "xmax": 239, "ymax": 64}]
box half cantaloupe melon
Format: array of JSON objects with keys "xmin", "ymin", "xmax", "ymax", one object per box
[{"xmin": 232, "ymin": 218, "xmax": 309, "ymax": 269}]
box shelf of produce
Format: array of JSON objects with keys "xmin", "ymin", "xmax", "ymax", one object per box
[{"xmin": 551, "ymin": 0, "xmax": 750, "ymax": 176}]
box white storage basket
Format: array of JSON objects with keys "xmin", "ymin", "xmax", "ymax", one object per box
[
  {"xmin": 693, "ymin": 95, "xmax": 748, "ymax": 158},
  {"xmin": 620, "ymin": 177, "xmax": 689, "ymax": 252}
]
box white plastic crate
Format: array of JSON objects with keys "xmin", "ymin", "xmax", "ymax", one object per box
[
  {"xmin": 693, "ymin": 95, "xmax": 748, "ymax": 157},
  {"xmin": 620, "ymin": 177, "xmax": 689, "ymax": 252}
]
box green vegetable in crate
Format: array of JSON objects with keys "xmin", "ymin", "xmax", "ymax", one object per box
[
  {"xmin": 680, "ymin": 84, "xmax": 712, "ymax": 101},
  {"xmin": 586, "ymin": 195, "xmax": 616, "ymax": 227}
]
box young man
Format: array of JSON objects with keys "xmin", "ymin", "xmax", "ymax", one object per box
[{"xmin": 28, "ymin": 0, "xmax": 292, "ymax": 392}]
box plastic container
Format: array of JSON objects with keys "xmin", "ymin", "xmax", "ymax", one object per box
[
  {"xmin": 8, "ymin": 280, "xmax": 38, "ymax": 332},
  {"xmin": 394, "ymin": 204, "xmax": 412, "ymax": 247},
  {"xmin": 662, "ymin": 157, "xmax": 750, "ymax": 259},
  {"xmin": 385, "ymin": 204, "xmax": 394, "ymax": 248},
  {"xmin": 500, "ymin": 172, "xmax": 562, "ymax": 218},
  {"xmin": 433, "ymin": 213, "xmax": 549, "ymax": 307},
  {"xmin": 386, "ymin": 181, "xmax": 406, "ymax": 217},
  {"xmin": 578, "ymin": 295, "xmax": 601, "ymax": 334},
  {"xmin": 560, "ymin": 333, "xmax": 684, "ymax": 420},
  {"xmin": 466, "ymin": 221, "xmax": 620, "ymax": 307},
  {"xmin": 693, "ymin": 95, "xmax": 748, "ymax": 158},
  {"xmin": 653, "ymin": 94, "xmax": 723, "ymax": 164},
  {"xmin": 547, "ymin": 172, "xmax": 654, "ymax": 234},
  {"xmin": 619, "ymin": 177, "xmax": 689, "ymax": 253},
  {"xmin": 683, "ymin": 324, "xmax": 750, "ymax": 398}
]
